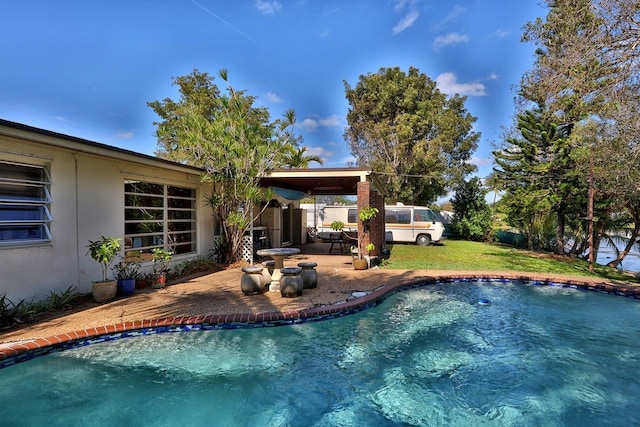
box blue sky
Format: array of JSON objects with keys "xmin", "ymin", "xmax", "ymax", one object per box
[{"xmin": 1, "ymin": 1, "xmax": 545, "ymax": 183}]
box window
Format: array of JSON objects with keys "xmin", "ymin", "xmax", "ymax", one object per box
[
  {"xmin": 347, "ymin": 208, "xmax": 358, "ymax": 224},
  {"xmin": 414, "ymin": 209, "xmax": 436, "ymax": 222},
  {"xmin": 385, "ymin": 208, "xmax": 411, "ymax": 224},
  {"xmin": 124, "ymin": 180, "xmax": 196, "ymax": 258},
  {"xmin": 0, "ymin": 161, "xmax": 52, "ymax": 246}
]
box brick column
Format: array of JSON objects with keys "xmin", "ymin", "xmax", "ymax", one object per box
[{"xmin": 357, "ymin": 181, "xmax": 385, "ymax": 254}]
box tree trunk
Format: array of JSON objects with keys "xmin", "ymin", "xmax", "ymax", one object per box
[
  {"xmin": 591, "ymin": 221, "xmax": 605, "ymax": 265},
  {"xmin": 555, "ymin": 203, "xmax": 565, "ymax": 254}
]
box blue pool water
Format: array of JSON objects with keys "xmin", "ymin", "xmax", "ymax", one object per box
[{"xmin": 1, "ymin": 280, "xmax": 639, "ymax": 426}]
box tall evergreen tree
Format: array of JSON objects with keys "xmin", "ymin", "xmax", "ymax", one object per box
[
  {"xmin": 450, "ymin": 178, "xmax": 493, "ymax": 241},
  {"xmin": 493, "ymin": 109, "xmax": 582, "ymax": 252}
]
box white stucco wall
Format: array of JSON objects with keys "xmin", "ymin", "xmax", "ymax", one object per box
[{"xmin": 0, "ymin": 129, "xmax": 214, "ymax": 303}]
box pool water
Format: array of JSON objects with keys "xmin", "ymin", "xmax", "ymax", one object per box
[{"xmin": 1, "ymin": 280, "xmax": 639, "ymax": 426}]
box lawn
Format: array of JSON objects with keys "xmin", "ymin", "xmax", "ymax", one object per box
[{"xmin": 382, "ymin": 239, "xmax": 637, "ymax": 283}]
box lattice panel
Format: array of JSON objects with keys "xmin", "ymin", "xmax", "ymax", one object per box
[{"xmin": 241, "ymin": 235, "xmax": 252, "ymax": 261}]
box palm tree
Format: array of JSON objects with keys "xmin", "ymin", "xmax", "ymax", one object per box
[{"xmin": 283, "ymin": 146, "xmax": 323, "ymax": 168}]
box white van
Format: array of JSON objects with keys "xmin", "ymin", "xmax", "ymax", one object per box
[{"xmin": 317, "ymin": 204, "xmax": 446, "ymax": 246}]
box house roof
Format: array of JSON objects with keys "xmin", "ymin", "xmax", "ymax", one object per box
[
  {"xmin": 0, "ymin": 118, "xmax": 204, "ymax": 175},
  {"xmin": 259, "ymin": 167, "xmax": 384, "ymax": 196}
]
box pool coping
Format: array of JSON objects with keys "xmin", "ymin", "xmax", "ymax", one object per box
[{"xmin": 1, "ymin": 273, "xmax": 639, "ymax": 368}]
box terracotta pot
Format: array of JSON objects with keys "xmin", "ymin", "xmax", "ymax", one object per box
[
  {"xmin": 135, "ymin": 279, "xmax": 147, "ymax": 290},
  {"xmin": 150, "ymin": 272, "xmax": 166, "ymax": 289},
  {"xmin": 352, "ymin": 258, "xmax": 368, "ymax": 270}
]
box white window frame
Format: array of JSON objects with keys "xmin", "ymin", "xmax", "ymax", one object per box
[
  {"xmin": 124, "ymin": 180, "xmax": 197, "ymax": 257},
  {"xmin": 0, "ymin": 160, "xmax": 52, "ymax": 247}
]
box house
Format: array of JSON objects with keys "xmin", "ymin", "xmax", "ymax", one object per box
[
  {"xmin": 0, "ymin": 119, "xmax": 215, "ymax": 303},
  {"xmin": 0, "ymin": 119, "xmax": 387, "ymax": 304}
]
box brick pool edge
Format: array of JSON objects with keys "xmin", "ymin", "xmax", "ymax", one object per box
[{"xmin": 1, "ymin": 273, "xmax": 639, "ymax": 368}]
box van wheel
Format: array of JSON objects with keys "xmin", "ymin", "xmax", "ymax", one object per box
[{"xmin": 416, "ymin": 234, "xmax": 431, "ymax": 246}]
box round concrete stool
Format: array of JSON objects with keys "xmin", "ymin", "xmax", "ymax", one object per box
[
  {"xmin": 298, "ymin": 262, "xmax": 318, "ymax": 289},
  {"xmin": 262, "ymin": 259, "xmax": 275, "ymax": 275},
  {"xmin": 259, "ymin": 261, "xmax": 273, "ymax": 287},
  {"xmin": 240, "ymin": 265, "xmax": 264, "ymax": 295},
  {"xmin": 280, "ymin": 266, "xmax": 303, "ymax": 298}
]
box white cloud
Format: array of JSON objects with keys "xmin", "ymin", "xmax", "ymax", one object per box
[
  {"xmin": 445, "ymin": 5, "xmax": 466, "ymax": 22},
  {"xmin": 435, "ymin": 72, "xmax": 486, "ymax": 97},
  {"xmin": 433, "ymin": 32, "xmax": 469, "ymax": 50},
  {"xmin": 392, "ymin": 10, "xmax": 419, "ymax": 34},
  {"xmin": 300, "ymin": 114, "xmax": 342, "ymax": 131},
  {"xmin": 54, "ymin": 116, "xmax": 73, "ymax": 123},
  {"xmin": 255, "ymin": 0, "xmax": 281, "ymax": 15},
  {"xmin": 393, "ymin": 0, "xmax": 409, "ymax": 12},
  {"xmin": 432, "ymin": 5, "xmax": 467, "ymax": 31},
  {"xmin": 488, "ymin": 72, "xmax": 499, "ymax": 80},
  {"xmin": 265, "ymin": 92, "xmax": 284, "ymax": 103},
  {"xmin": 116, "ymin": 130, "xmax": 135, "ymax": 139},
  {"xmin": 307, "ymin": 145, "xmax": 334, "ymax": 162},
  {"xmin": 469, "ymin": 156, "xmax": 492, "ymax": 167}
]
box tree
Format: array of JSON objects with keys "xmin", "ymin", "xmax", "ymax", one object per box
[
  {"xmin": 518, "ymin": 0, "xmax": 640, "ymax": 265},
  {"xmin": 493, "ymin": 109, "xmax": 583, "ymax": 253},
  {"xmin": 343, "ymin": 66, "xmax": 479, "ymax": 205},
  {"xmin": 148, "ymin": 69, "xmax": 301, "ymax": 262},
  {"xmin": 450, "ymin": 178, "xmax": 493, "ymax": 241},
  {"xmin": 282, "ymin": 146, "xmax": 324, "ymax": 168}
]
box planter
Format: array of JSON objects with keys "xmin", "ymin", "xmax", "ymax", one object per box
[
  {"xmin": 352, "ymin": 258, "xmax": 368, "ymax": 270},
  {"xmin": 280, "ymin": 267, "xmax": 303, "ymax": 298},
  {"xmin": 117, "ymin": 278, "xmax": 136, "ymax": 296},
  {"xmin": 150, "ymin": 272, "xmax": 166, "ymax": 289},
  {"xmin": 135, "ymin": 279, "xmax": 147, "ymax": 290},
  {"xmin": 92, "ymin": 280, "xmax": 117, "ymax": 302}
]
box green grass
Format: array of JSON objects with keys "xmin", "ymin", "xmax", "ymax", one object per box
[{"xmin": 382, "ymin": 240, "xmax": 637, "ymax": 283}]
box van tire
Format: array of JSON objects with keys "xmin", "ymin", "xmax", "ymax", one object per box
[{"xmin": 416, "ymin": 234, "xmax": 431, "ymax": 246}]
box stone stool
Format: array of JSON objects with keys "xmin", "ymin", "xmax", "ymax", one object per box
[
  {"xmin": 262, "ymin": 259, "xmax": 275, "ymax": 275},
  {"xmin": 280, "ymin": 266, "xmax": 303, "ymax": 298},
  {"xmin": 298, "ymin": 262, "xmax": 318, "ymax": 289},
  {"xmin": 260, "ymin": 260, "xmax": 273, "ymax": 288},
  {"xmin": 240, "ymin": 265, "xmax": 265, "ymax": 295}
]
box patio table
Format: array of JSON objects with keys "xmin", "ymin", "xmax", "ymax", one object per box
[{"xmin": 256, "ymin": 247, "xmax": 300, "ymax": 292}]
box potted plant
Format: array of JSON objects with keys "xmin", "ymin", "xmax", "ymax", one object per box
[
  {"xmin": 86, "ymin": 236, "xmax": 121, "ymax": 302},
  {"xmin": 330, "ymin": 220, "xmax": 345, "ymax": 231},
  {"xmin": 135, "ymin": 271, "xmax": 148, "ymax": 290},
  {"xmin": 150, "ymin": 248, "xmax": 173, "ymax": 288},
  {"xmin": 112, "ymin": 256, "xmax": 140, "ymax": 296},
  {"xmin": 353, "ymin": 206, "xmax": 379, "ymax": 270}
]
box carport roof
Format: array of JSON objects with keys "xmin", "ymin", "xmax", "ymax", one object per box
[{"xmin": 259, "ymin": 167, "xmax": 384, "ymax": 196}]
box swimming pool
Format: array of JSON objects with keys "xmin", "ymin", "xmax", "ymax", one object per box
[{"xmin": 1, "ymin": 280, "xmax": 639, "ymax": 426}]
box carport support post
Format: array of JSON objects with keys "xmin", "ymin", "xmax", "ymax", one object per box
[{"xmin": 357, "ymin": 181, "xmax": 385, "ymax": 257}]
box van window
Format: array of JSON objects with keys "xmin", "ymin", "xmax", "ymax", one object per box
[
  {"xmin": 347, "ymin": 209, "xmax": 358, "ymax": 223},
  {"xmin": 414, "ymin": 209, "xmax": 435, "ymax": 222},
  {"xmin": 386, "ymin": 208, "xmax": 411, "ymax": 224}
]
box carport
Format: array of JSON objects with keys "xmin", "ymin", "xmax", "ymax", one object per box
[{"xmin": 258, "ymin": 167, "xmax": 386, "ymax": 251}]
